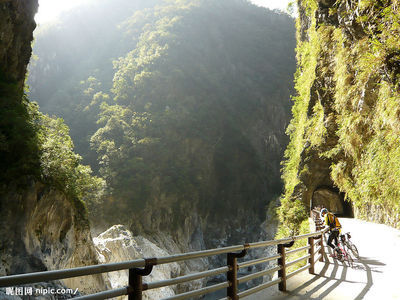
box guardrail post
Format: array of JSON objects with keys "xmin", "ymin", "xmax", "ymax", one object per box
[
  {"xmin": 128, "ymin": 265, "xmax": 153, "ymax": 300},
  {"xmin": 227, "ymin": 249, "xmax": 247, "ymax": 300},
  {"xmin": 308, "ymin": 237, "xmax": 315, "ymax": 274},
  {"xmin": 319, "ymin": 234, "xmax": 324, "ymax": 262},
  {"xmin": 277, "ymin": 244, "xmax": 286, "ymax": 292}
]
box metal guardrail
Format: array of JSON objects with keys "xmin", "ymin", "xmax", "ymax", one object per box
[
  {"xmin": 311, "ymin": 208, "xmax": 325, "ymax": 231},
  {"xmin": 0, "ymin": 227, "xmax": 328, "ymax": 300}
]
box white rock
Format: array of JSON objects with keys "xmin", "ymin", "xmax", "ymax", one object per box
[{"xmin": 94, "ymin": 225, "xmax": 180, "ymax": 299}]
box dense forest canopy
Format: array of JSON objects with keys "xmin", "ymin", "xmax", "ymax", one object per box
[
  {"xmin": 28, "ymin": 0, "xmax": 159, "ymax": 168},
  {"xmin": 28, "ymin": 0, "xmax": 296, "ymax": 228}
]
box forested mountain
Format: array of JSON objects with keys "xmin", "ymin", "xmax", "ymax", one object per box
[
  {"xmin": 28, "ymin": 0, "xmax": 159, "ymax": 168},
  {"xmin": 28, "ymin": 0, "xmax": 296, "ymax": 247}
]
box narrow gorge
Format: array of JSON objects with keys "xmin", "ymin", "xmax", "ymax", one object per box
[
  {"xmin": 4, "ymin": 0, "xmax": 399, "ymax": 298},
  {"xmin": 1, "ymin": 0, "xmax": 296, "ymax": 297}
]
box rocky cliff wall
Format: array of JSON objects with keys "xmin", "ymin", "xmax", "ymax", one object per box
[
  {"xmin": 0, "ymin": 182, "xmax": 107, "ymax": 294},
  {"xmin": 117, "ymin": 174, "xmax": 279, "ymax": 272},
  {"xmin": 0, "ymin": 0, "xmax": 38, "ymax": 85},
  {"xmin": 93, "ymin": 222, "xmax": 277, "ymax": 298},
  {"xmin": 281, "ymin": 0, "xmax": 400, "ymax": 229},
  {"xmin": 0, "ymin": 1, "xmax": 108, "ymax": 294}
]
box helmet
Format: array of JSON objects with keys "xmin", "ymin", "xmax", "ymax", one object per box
[{"xmin": 320, "ymin": 208, "xmax": 328, "ymax": 219}]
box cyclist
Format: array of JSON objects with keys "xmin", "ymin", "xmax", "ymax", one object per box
[{"xmin": 320, "ymin": 208, "xmax": 341, "ymax": 257}]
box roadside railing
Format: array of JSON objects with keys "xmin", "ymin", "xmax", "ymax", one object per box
[
  {"xmin": 311, "ymin": 208, "xmax": 325, "ymax": 231},
  {"xmin": 0, "ymin": 228, "xmax": 328, "ymax": 300}
]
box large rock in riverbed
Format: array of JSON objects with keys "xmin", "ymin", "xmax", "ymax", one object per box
[{"xmin": 94, "ymin": 225, "xmax": 182, "ymax": 299}]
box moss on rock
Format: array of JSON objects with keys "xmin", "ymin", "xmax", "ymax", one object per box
[{"xmin": 280, "ymin": 0, "xmax": 400, "ymax": 232}]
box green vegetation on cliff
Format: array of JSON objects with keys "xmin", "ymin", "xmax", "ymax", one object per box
[
  {"xmin": 0, "ymin": 73, "xmax": 40, "ymax": 184},
  {"xmin": 29, "ymin": 0, "xmax": 296, "ymax": 229},
  {"xmin": 0, "ymin": 74, "xmax": 103, "ymax": 219},
  {"xmin": 34, "ymin": 105, "xmax": 105, "ymax": 211},
  {"xmin": 0, "ymin": 94, "xmax": 104, "ymax": 216},
  {"xmin": 280, "ymin": 0, "xmax": 400, "ymax": 232},
  {"xmin": 92, "ymin": 0, "xmax": 295, "ymax": 223}
]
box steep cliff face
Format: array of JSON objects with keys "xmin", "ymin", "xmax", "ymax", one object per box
[
  {"xmin": 122, "ymin": 102, "xmax": 286, "ymax": 248},
  {"xmin": 0, "ymin": 182, "xmax": 107, "ymax": 293},
  {"xmin": 0, "ymin": 0, "xmax": 38, "ymax": 85},
  {"xmin": 0, "ymin": 1, "xmax": 107, "ymax": 294},
  {"xmin": 281, "ymin": 0, "xmax": 400, "ymax": 229},
  {"xmin": 110, "ymin": 185, "xmax": 277, "ymax": 288}
]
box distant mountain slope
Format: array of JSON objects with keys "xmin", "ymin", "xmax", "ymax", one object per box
[
  {"xmin": 28, "ymin": 0, "xmax": 159, "ymax": 167},
  {"xmin": 28, "ymin": 0, "xmax": 296, "ymax": 252}
]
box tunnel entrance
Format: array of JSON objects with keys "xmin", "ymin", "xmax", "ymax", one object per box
[{"xmin": 311, "ymin": 186, "xmax": 353, "ymax": 217}]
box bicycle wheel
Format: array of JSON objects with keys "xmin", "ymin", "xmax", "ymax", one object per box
[
  {"xmin": 344, "ymin": 250, "xmax": 354, "ymax": 268},
  {"xmin": 346, "ymin": 241, "xmax": 359, "ymax": 259},
  {"xmin": 350, "ymin": 244, "xmax": 359, "ymax": 259}
]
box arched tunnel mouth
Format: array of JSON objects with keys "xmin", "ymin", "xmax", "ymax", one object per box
[{"xmin": 311, "ymin": 185, "xmax": 353, "ymax": 217}]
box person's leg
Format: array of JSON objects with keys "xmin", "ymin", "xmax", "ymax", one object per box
[
  {"xmin": 333, "ymin": 230, "xmax": 339, "ymax": 247},
  {"xmin": 327, "ymin": 232, "xmax": 336, "ymax": 249},
  {"xmin": 332, "ymin": 230, "xmax": 341, "ymax": 255}
]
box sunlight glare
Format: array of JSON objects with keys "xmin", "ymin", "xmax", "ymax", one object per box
[
  {"xmin": 35, "ymin": 0, "xmax": 292, "ymax": 24},
  {"xmin": 35, "ymin": 0, "xmax": 94, "ymax": 24}
]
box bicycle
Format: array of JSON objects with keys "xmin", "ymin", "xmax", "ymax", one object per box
[
  {"xmin": 324, "ymin": 230, "xmax": 354, "ymax": 268},
  {"xmin": 340, "ymin": 232, "xmax": 359, "ymax": 259},
  {"xmin": 335, "ymin": 236, "xmax": 354, "ymax": 268}
]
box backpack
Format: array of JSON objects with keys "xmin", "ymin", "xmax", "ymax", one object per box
[{"xmin": 326, "ymin": 212, "xmax": 341, "ymax": 229}]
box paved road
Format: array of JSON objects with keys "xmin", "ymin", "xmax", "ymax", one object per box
[{"xmin": 245, "ymin": 218, "xmax": 400, "ymax": 300}]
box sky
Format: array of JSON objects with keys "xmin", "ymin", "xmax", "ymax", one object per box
[
  {"xmin": 35, "ymin": 0, "xmax": 292, "ymax": 24},
  {"xmin": 249, "ymin": 0, "xmax": 291, "ymax": 11},
  {"xmin": 35, "ymin": 0, "xmax": 94, "ymax": 24}
]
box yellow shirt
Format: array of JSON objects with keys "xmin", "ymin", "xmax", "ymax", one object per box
[{"xmin": 324, "ymin": 212, "xmax": 341, "ymax": 232}]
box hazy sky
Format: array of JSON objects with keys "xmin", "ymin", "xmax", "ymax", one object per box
[
  {"xmin": 249, "ymin": 0, "xmax": 291, "ymax": 11},
  {"xmin": 35, "ymin": 0, "xmax": 291, "ymax": 24},
  {"xmin": 35, "ymin": 0, "xmax": 94, "ymax": 23}
]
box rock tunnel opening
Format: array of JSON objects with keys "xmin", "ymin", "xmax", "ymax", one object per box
[{"xmin": 311, "ymin": 186, "xmax": 353, "ymax": 217}]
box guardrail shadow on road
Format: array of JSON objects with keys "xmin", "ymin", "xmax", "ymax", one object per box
[
  {"xmin": 354, "ymin": 257, "xmax": 385, "ymax": 300},
  {"xmin": 281, "ymin": 236, "xmax": 381, "ymax": 300},
  {"xmin": 281, "ymin": 244, "xmax": 343, "ymax": 300},
  {"xmin": 316, "ymin": 246, "xmax": 349, "ymax": 299}
]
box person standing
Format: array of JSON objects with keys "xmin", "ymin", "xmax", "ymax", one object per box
[{"xmin": 320, "ymin": 208, "xmax": 342, "ymax": 257}]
